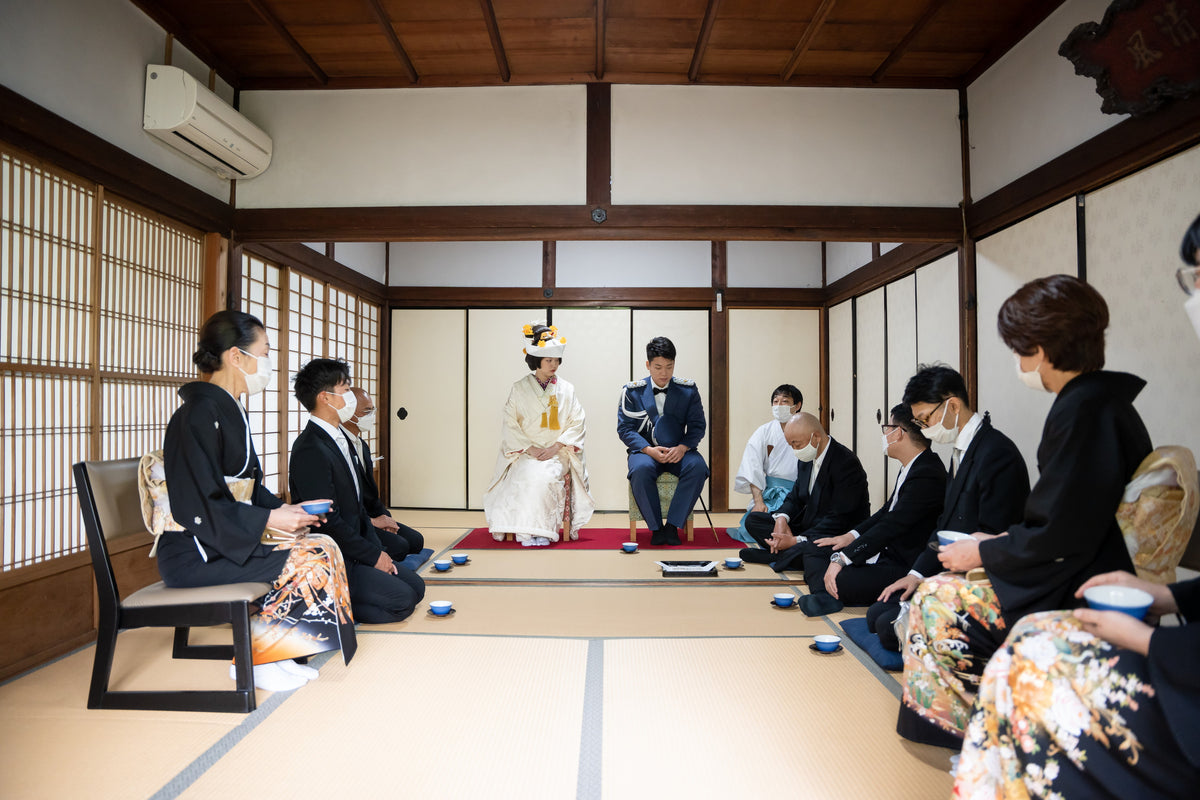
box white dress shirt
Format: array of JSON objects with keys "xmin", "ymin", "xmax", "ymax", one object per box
[{"xmin": 311, "ymin": 415, "xmax": 360, "ymax": 499}]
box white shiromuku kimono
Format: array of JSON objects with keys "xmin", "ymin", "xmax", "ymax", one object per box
[
  {"xmin": 730, "ymin": 420, "xmax": 799, "ymax": 542},
  {"xmin": 483, "ymin": 374, "xmax": 595, "ymax": 543}
]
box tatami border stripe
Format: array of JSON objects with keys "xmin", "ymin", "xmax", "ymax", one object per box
[{"xmin": 576, "ymin": 639, "xmax": 604, "ymax": 800}]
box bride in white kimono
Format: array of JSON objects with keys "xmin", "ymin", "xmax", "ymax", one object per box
[{"xmin": 483, "ymin": 323, "xmax": 595, "ymax": 546}]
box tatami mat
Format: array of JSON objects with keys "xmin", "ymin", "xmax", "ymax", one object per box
[
  {"xmin": 420, "ymin": 548, "xmax": 787, "ymax": 583},
  {"xmin": 601, "ymin": 637, "xmax": 953, "ymax": 799},
  {"xmin": 377, "ymin": 585, "xmax": 834, "ymax": 637},
  {"xmin": 177, "ymin": 634, "xmax": 588, "ymax": 800}
]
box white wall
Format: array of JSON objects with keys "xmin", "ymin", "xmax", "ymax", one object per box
[
  {"xmin": 968, "ymin": 0, "xmax": 1123, "ymax": 200},
  {"xmin": 388, "ymin": 241, "xmax": 543, "ymax": 287},
  {"xmin": 334, "ymin": 243, "xmax": 387, "ymax": 285},
  {"xmin": 0, "ymin": 0, "xmax": 230, "ymax": 199},
  {"xmin": 727, "ymin": 242, "xmax": 823, "ymax": 288},
  {"xmin": 237, "ymin": 85, "xmax": 587, "ymax": 208},
  {"xmin": 612, "ymin": 85, "xmax": 961, "ymax": 206},
  {"xmin": 556, "ymin": 241, "xmax": 712, "ymax": 288},
  {"xmin": 826, "ymin": 242, "xmax": 875, "ymax": 284}
]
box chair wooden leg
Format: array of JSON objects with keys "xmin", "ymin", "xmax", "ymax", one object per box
[
  {"xmin": 88, "ymin": 618, "xmax": 119, "ymax": 710},
  {"xmin": 686, "ymin": 518, "xmax": 694, "ymax": 541},
  {"xmin": 230, "ymin": 604, "xmax": 257, "ymax": 711},
  {"xmin": 630, "ymin": 521, "xmax": 637, "ymax": 543}
]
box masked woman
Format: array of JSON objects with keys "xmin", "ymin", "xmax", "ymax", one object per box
[
  {"xmin": 899, "ymin": 275, "xmax": 1152, "ymax": 747},
  {"xmin": 154, "ymin": 310, "xmax": 356, "ymax": 692},
  {"xmin": 483, "ymin": 323, "xmax": 595, "ymax": 545}
]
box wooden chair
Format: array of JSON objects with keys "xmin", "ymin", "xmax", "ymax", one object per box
[
  {"xmin": 74, "ymin": 457, "xmax": 270, "ymax": 713},
  {"xmin": 627, "ymin": 473, "xmax": 694, "ymax": 543}
]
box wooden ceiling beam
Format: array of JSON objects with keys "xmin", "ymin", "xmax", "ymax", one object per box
[
  {"xmin": 595, "ymin": 0, "xmax": 607, "ymax": 80},
  {"xmin": 126, "ymin": 0, "xmax": 242, "ymax": 89},
  {"xmin": 363, "ymin": 0, "xmax": 419, "ymax": 84},
  {"xmin": 871, "ymin": 0, "xmax": 952, "ymax": 83},
  {"xmin": 243, "ymin": 0, "xmax": 328, "ymax": 86},
  {"xmin": 688, "ymin": 0, "xmax": 723, "ymax": 82},
  {"xmin": 780, "ymin": 0, "xmax": 838, "ymax": 82},
  {"xmin": 478, "ymin": 0, "xmax": 512, "ymax": 83},
  {"xmin": 960, "ymin": 0, "xmax": 1068, "ymax": 88}
]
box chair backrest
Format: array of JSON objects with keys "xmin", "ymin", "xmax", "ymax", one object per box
[{"xmin": 74, "ymin": 458, "xmax": 144, "ymax": 614}]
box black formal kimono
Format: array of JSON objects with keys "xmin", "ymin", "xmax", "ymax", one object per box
[
  {"xmin": 802, "ymin": 448, "xmax": 947, "ymax": 605},
  {"xmin": 956, "ymin": 577, "xmax": 1200, "ymax": 797},
  {"xmin": 900, "ymin": 371, "xmax": 1153, "ymax": 746},
  {"xmin": 290, "ymin": 420, "xmax": 425, "ymax": 623},
  {"xmin": 158, "ymin": 381, "xmax": 356, "ymax": 665},
  {"xmin": 743, "ymin": 437, "xmax": 870, "ymax": 572}
]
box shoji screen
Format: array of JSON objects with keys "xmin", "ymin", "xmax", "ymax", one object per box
[
  {"xmin": 726, "ymin": 309, "xmax": 820, "ymax": 509},
  {"xmin": 631, "ymin": 309, "xmax": 711, "ymax": 506},
  {"xmin": 885, "ymin": 275, "xmax": 917, "ymax": 495},
  {"xmin": 828, "ymin": 300, "xmax": 854, "ymax": 444},
  {"xmin": 552, "ymin": 308, "xmax": 633, "ymax": 510},
  {"xmin": 466, "ymin": 308, "xmax": 545, "ymax": 509},
  {"xmin": 390, "ymin": 309, "xmax": 467, "ymax": 507},
  {"xmin": 855, "ymin": 287, "xmax": 887, "ymax": 511},
  {"xmin": 976, "ymin": 200, "xmax": 1075, "ymax": 478}
]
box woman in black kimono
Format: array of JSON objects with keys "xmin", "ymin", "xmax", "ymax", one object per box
[
  {"xmin": 953, "ymin": 229, "xmax": 1200, "ymax": 797},
  {"xmin": 898, "ymin": 275, "xmax": 1152, "ymax": 746},
  {"xmin": 157, "ymin": 310, "xmax": 356, "ymax": 692}
]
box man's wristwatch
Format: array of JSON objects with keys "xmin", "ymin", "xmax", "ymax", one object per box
[{"xmin": 830, "ymin": 552, "xmax": 851, "ymax": 567}]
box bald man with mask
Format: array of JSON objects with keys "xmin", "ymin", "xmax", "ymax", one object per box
[{"xmin": 740, "ymin": 413, "xmax": 870, "ymax": 573}]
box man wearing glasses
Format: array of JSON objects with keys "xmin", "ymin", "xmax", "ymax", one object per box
[{"xmin": 866, "ymin": 364, "xmax": 1030, "ymax": 650}]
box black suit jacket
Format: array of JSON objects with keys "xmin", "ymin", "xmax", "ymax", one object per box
[
  {"xmin": 1153, "ymin": 577, "xmax": 1200, "ymax": 769},
  {"xmin": 774, "ymin": 438, "xmax": 870, "ymax": 571},
  {"xmin": 289, "ymin": 421, "xmax": 386, "ymax": 567},
  {"xmin": 347, "ymin": 432, "xmax": 388, "ymax": 519},
  {"xmin": 841, "ymin": 448, "xmax": 946, "ymax": 569},
  {"xmin": 910, "ymin": 413, "xmax": 1030, "ymax": 578}
]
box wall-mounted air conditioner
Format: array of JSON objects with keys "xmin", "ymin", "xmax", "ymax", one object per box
[{"xmin": 143, "ymin": 65, "xmax": 272, "ymax": 180}]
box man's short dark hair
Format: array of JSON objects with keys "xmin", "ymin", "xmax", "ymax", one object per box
[
  {"xmin": 997, "ymin": 274, "xmax": 1107, "ymax": 372},
  {"xmin": 294, "ymin": 358, "xmax": 352, "ymax": 412},
  {"xmin": 889, "ymin": 403, "xmax": 929, "ymax": 450},
  {"xmin": 1182, "ymin": 212, "xmax": 1200, "ymax": 267},
  {"xmin": 902, "ymin": 364, "xmax": 970, "ymax": 408},
  {"xmin": 646, "ymin": 336, "xmax": 676, "ymax": 361},
  {"xmin": 771, "ymin": 384, "xmax": 803, "ymax": 407}
]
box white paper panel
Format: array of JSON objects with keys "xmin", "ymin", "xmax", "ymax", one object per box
[
  {"xmin": 828, "ymin": 301, "xmax": 854, "ymax": 444},
  {"xmin": 551, "ymin": 308, "xmax": 634, "ymax": 510},
  {"xmin": 976, "ymin": 200, "xmax": 1076, "ymax": 479},
  {"xmin": 885, "ymin": 276, "xmax": 917, "ymax": 496},
  {"xmin": 390, "ymin": 309, "xmax": 466, "ymax": 507},
  {"xmin": 914, "ymin": 253, "xmax": 961, "ymax": 370},
  {"xmin": 631, "ymin": 310, "xmax": 712, "ymax": 508},
  {"xmin": 855, "ymin": 288, "xmax": 887, "ymax": 511},
  {"xmin": 726, "ymin": 310, "xmax": 821, "ymax": 508},
  {"xmin": 466, "ymin": 308, "xmax": 547, "ymax": 508},
  {"xmin": 1086, "ymin": 145, "xmax": 1200, "ymax": 465},
  {"xmin": 556, "ymin": 241, "xmax": 712, "ymax": 288},
  {"xmin": 726, "ymin": 242, "xmax": 823, "ymax": 288}
]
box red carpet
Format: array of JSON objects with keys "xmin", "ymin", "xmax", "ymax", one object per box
[{"xmin": 456, "ymin": 527, "xmax": 743, "ymax": 550}]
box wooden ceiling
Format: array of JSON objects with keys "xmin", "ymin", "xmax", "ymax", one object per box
[{"xmin": 129, "ymin": 0, "xmax": 1068, "ymax": 91}]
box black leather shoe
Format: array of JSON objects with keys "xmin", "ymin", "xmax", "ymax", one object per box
[
  {"xmin": 739, "ymin": 547, "xmax": 773, "ymax": 564},
  {"xmin": 799, "ymin": 592, "xmax": 844, "ymax": 617},
  {"xmin": 650, "ymin": 527, "xmax": 668, "ymax": 545},
  {"xmin": 663, "ymin": 523, "xmax": 681, "ymax": 546}
]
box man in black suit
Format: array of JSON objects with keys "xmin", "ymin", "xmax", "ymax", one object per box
[
  {"xmin": 289, "ymin": 359, "xmax": 425, "ymax": 623},
  {"xmin": 866, "ymin": 365, "xmax": 1030, "ymax": 649},
  {"xmin": 797, "ymin": 405, "xmax": 947, "ymax": 616},
  {"xmin": 344, "ymin": 386, "xmax": 432, "ymax": 570},
  {"xmin": 739, "ymin": 412, "xmax": 870, "ymax": 572}
]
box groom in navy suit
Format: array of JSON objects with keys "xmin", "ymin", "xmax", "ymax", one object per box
[{"xmin": 617, "ymin": 336, "xmax": 709, "ymax": 546}]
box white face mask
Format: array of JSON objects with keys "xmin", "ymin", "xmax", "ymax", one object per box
[
  {"xmin": 1185, "ymin": 293, "xmax": 1200, "ymax": 343},
  {"xmin": 881, "ymin": 431, "xmax": 896, "ymax": 455},
  {"xmin": 355, "ymin": 409, "xmax": 377, "ymax": 433},
  {"xmin": 771, "ymin": 405, "xmax": 793, "ymax": 423},
  {"xmin": 328, "ymin": 389, "xmax": 358, "ymax": 423},
  {"xmin": 920, "ymin": 401, "xmax": 959, "ymax": 444},
  {"xmin": 237, "ymin": 348, "xmax": 273, "ymax": 396},
  {"xmin": 1013, "ymin": 352, "xmax": 1049, "ymax": 393},
  {"xmin": 792, "ymin": 434, "xmax": 819, "ymax": 462}
]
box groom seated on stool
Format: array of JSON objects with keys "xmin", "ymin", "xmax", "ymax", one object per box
[
  {"xmin": 796, "ymin": 405, "xmax": 947, "ymax": 616},
  {"xmin": 618, "ymin": 336, "xmax": 709, "ymax": 546},
  {"xmin": 740, "ymin": 412, "xmax": 869, "ymax": 573}
]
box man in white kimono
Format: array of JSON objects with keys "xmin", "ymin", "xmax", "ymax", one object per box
[
  {"xmin": 483, "ymin": 323, "xmax": 595, "ymax": 545},
  {"xmin": 729, "ymin": 384, "xmax": 803, "ymax": 542}
]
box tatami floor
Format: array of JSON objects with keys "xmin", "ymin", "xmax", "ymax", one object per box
[{"xmin": 0, "ymin": 511, "xmax": 954, "ymax": 799}]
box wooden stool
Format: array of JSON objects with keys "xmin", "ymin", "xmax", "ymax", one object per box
[{"xmin": 627, "ymin": 472, "xmax": 694, "ymax": 543}]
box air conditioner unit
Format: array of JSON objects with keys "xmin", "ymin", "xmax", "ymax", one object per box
[{"xmin": 143, "ymin": 65, "xmax": 272, "ymax": 180}]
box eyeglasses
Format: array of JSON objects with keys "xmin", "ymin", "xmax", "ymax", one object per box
[
  {"xmin": 912, "ymin": 399, "xmax": 947, "ymax": 430},
  {"xmin": 880, "ymin": 424, "xmax": 900, "ymax": 434},
  {"xmin": 1177, "ymin": 266, "xmax": 1200, "ymax": 296}
]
